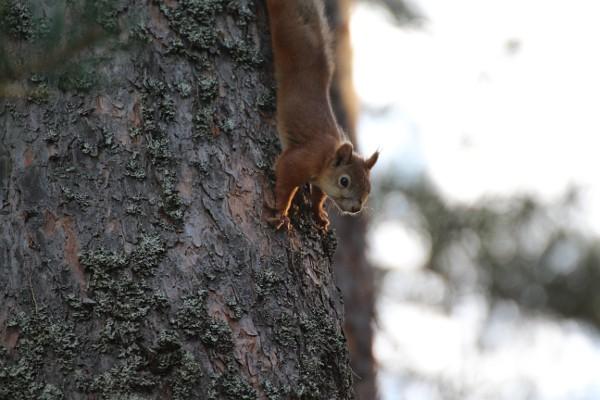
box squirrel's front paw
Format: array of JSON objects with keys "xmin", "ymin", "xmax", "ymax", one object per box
[
  {"xmin": 313, "ymin": 209, "xmax": 330, "ymax": 231},
  {"xmin": 268, "ymin": 214, "xmax": 292, "ymax": 231},
  {"xmin": 264, "ymin": 200, "xmax": 292, "ymax": 231}
]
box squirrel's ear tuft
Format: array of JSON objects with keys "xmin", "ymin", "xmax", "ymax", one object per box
[
  {"xmin": 365, "ymin": 150, "xmax": 379, "ymax": 170},
  {"xmin": 334, "ymin": 142, "xmax": 354, "ymax": 166}
]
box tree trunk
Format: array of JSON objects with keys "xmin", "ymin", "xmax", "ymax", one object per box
[{"xmin": 0, "ymin": 1, "xmax": 353, "ymax": 399}]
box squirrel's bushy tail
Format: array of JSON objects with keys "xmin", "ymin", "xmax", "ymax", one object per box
[{"xmin": 266, "ymin": 0, "xmax": 334, "ymax": 91}]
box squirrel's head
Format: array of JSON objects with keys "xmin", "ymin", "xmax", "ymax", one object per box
[{"xmin": 317, "ymin": 142, "xmax": 379, "ymax": 214}]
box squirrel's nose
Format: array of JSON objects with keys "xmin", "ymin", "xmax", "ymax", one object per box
[{"xmin": 351, "ymin": 205, "xmax": 361, "ymax": 213}]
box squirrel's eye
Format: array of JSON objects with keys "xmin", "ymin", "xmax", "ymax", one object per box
[{"xmin": 339, "ymin": 175, "xmax": 350, "ymax": 188}]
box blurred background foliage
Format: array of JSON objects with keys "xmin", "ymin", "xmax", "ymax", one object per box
[
  {"xmin": 373, "ymin": 173, "xmax": 600, "ymax": 329},
  {"xmin": 353, "ymin": 2, "xmax": 600, "ymax": 395}
]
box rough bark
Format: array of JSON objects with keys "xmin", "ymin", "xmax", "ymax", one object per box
[
  {"xmin": 326, "ymin": 1, "xmax": 378, "ymax": 399},
  {"xmin": 0, "ymin": 1, "xmax": 353, "ymax": 399}
]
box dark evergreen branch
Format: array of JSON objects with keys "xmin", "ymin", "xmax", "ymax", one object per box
[{"xmin": 359, "ymin": 0, "xmax": 425, "ymax": 26}]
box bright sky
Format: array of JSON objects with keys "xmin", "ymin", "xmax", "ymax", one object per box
[
  {"xmin": 351, "ymin": 1, "xmax": 600, "ymax": 399},
  {"xmin": 353, "ymin": 0, "xmax": 600, "ymax": 230}
]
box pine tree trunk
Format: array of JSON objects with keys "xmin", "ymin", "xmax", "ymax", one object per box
[{"xmin": 0, "ymin": 1, "xmax": 353, "ymax": 399}]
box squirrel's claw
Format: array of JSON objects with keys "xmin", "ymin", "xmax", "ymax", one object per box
[
  {"xmin": 268, "ymin": 214, "xmax": 292, "ymax": 231},
  {"xmin": 314, "ymin": 210, "xmax": 330, "ymax": 231},
  {"xmin": 265, "ymin": 199, "xmax": 292, "ymax": 231}
]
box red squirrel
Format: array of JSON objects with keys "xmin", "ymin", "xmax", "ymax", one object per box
[{"xmin": 266, "ymin": 0, "xmax": 379, "ymax": 231}]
